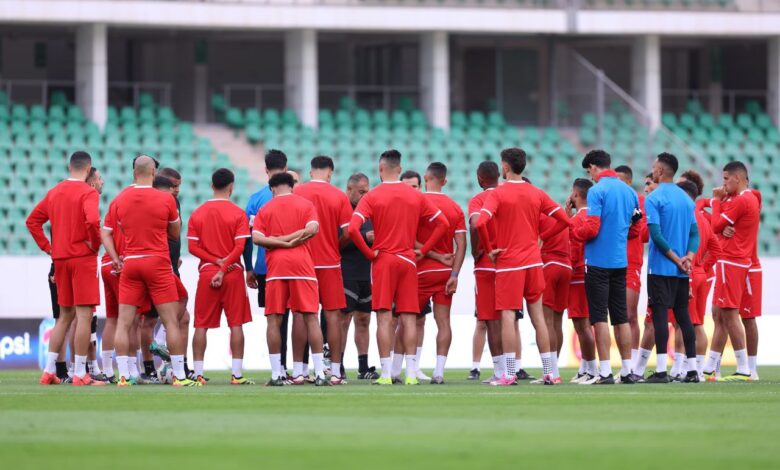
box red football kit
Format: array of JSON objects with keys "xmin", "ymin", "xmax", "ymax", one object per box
[
  {"xmin": 741, "ymin": 189, "xmax": 762, "ymax": 319},
  {"xmin": 475, "ymin": 180, "xmax": 568, "ymax": 310},
  {"xmin": 348, "ymin": 181, "xmax": 448, "ymax": 313},
  {"xmin": 416, "ymin": 192, "xmax": 466, "ymax": 310},
  {"xmin": 469, "ymin": 188, "xmax": 500, "ymax": 321},
  {"xmin": 711, "ymin": 189, "xmax": 760, "ymax": 309},
  {"xmin": 253, "ymin": 193, "xmax": 320, "ymax": 315},
  {"xmin": 188, "ymin": 199, "xmax": 252, "ymax": 328},
  {"xmin": 689, "ymin": 210, "xmax": 721, "ymax": 325},
  {"xmin": 567, "ymin": 208, "xmax": 589, "ymax": 319},
  {"xmin": 540, "ymin": 213, "xmax": 572, "ymax": 312},
  {"xmin": 27, "ymin": 178, "xmax": 101, "ymax": 307},
  {"xmin": 294, "ymin": 180, "xmax": 353, "ymax": 311},
  {"xmin": 110, "ymin": 185, "xmax": 180, "ymax": 308},
  {"xmin": 626, "ymin": 192, "xmax": 648, "ymax": 291}
]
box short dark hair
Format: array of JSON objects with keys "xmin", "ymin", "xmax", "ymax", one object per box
[
  {"xmin": 347, "ymin": 172, "xmax": 369, "ymax": 186},
  {"xmin": 500, "ymin": 148, "xmax": 526, "ymax": 174},
  {"xmin": 677, "ymin": 180, "xmax": 699, "ymax": 200},
  {"xmin": 723, "ymin": 161, "xmax": 748, "ymax": 178},
  {"xmin": 477, "ymin": 161, "xmax": 499, "ymax": 182},
  {"xmin": 268, "ymin": 172, "xmax": 295, "ymax": 189},
  {"xmin": 401, "ymin": 170, "xmax": 421, "ymax": 186},
  {"xmin": 311, "ymin": 155, "xmax": 334, "ymax": 171},
  {"xmin": 581, "ymin": 150, "xmax": 611, "ymax": 170},
  {"xmin": 573, "ymin": 178, "xmax": 593, "ymax": 199},
  {"xmin": 615, "ymin": 165, "xmax": 633, "ymax": 180},
  {"xmin": 522, "ymin": 176, "xmax": 532, "ymax": 184},
  {"xmin": 265, "ymin": 149, "xmax": 288, "ymax": 171},
  {"xmin": 656, "ymin": 152, "xmax": 679, "ymax": 176},
  {"xmin": 680, "ymin": 170, "xmax": 704, "ymax": 197},
  {"xmin": 426, "ymin": 162, "xmax": 447, "ymax": 181},
  {"xmin": 645, "ymin": 172, "xmax": 653, "ymax": 180},
  {"xmin": 159, "ymin": 167, "xmax": 181, "ymax": 181},
  {"xmin": 153, "ymin": 175, "xmax": 174, "ymax": 190},
  {"xmin": 212, "ymin": 168, "xmax": 234, "ymax": 190},
  {"xmin": 86, "ymin": 167, "xmax": 98, "ymax": 182},
  {"xmin": 133, "ymin": 154, "xmax": 160, "ymax": 169},
  {"xmin": 380, "ymin": 149, "xmax": 402, "ymax": 169},
  {"xmin": 69, "ymin": 151, "xmax": 92, "ymax": 171}
]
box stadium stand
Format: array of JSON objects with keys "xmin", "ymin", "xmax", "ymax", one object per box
[{"xmin": 0, "ymin": 91, "xmax": 252, "ymax": 255}]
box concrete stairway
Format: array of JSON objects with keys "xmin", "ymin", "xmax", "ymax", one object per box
[{"xmin": 193, "ymin": 124, "xmax": 266, "ymax": 187}]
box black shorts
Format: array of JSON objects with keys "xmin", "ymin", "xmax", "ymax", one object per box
[
  {"xmin": 257, "ymin": 273, "xmax": 267, "ymax": 308},
  {"xmin": 585, "ymin": 266, "xmax": 627, "ymax": 326},
  {"xmin": 648, "ymin": 275, "xmax": 689, "ymax": 311},
  {"xmin": 343, "ymin": 279, "xmax": 371, "ymax": 314}
]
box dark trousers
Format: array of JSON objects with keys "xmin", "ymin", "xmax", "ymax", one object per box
[
  {"xmin": 648, "ymin": 275, "xmax": 696, "ymax": 359},
  {"xmin": 585, "ymin": 266, "xmax": 628, "ymax": 326}
]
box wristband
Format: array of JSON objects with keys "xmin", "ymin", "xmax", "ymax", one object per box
[{"xmin": 450, "ymin": 271, "xmax": 459, "ymax": 278}]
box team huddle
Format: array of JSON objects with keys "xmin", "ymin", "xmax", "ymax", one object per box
[{"xmin": 26, "ymin": 145, "xmax": 762, "ymax": 387}]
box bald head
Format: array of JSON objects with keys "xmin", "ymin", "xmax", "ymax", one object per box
[{"xmin": 133, "ymin": 155, "xmax": 157, "ymax": 184}]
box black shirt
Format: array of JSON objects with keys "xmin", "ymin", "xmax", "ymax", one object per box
[
  {"xmin": 169, "ymin": 197, "xmax": 181, "ymax": 277},
  {"xmin": 341, "ymin": 218, "xmax": 373, "ymax": 281}
]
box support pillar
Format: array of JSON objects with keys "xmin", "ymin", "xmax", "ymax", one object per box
[
  {"xmin": 285, "ymin": 29, "xmax": 318, "ymax": 129},
  {"xmin": 75, "ymin": 24, "xmax": 108, "ymax": 129},
  {"xmin": 420, "ymin": 31, "xmax": 450, "ymax": 130},
  {"xmin": 631, "ymin": 35, "xmax": 661, "ymax": 131}
]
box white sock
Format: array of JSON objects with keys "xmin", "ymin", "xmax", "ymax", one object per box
[
  {"xmin": 540, "ymin": 352, "xmax": 552, "ymax": 376},
  {"xmin": 551, "ymin": 352, "xmax": 560, "ymax": 378},
  {"xmin": 128, "ymin": 356, "xmax": 139, "ymax": 377},
  {"xmin": 696, "ymin": 355, "xmax": 705, "ymax": 376},
  {"xmin": 90, "ymin": 360, "xmax": 102, "ymax": 375},
  {"xmin": 302, "ymin": 363, "xmax": 310, "ymax": 376},
  {"xmin": 45, "ymin": 351, "xmax": 58, "ymax": 374},
  {"xmin": 673, "ymin": 353, "xmax": 686, "ymax": 375},
  {"xmin": 472, "ymin": 361, "xmax": 481, "ymax": 371},
  {"xmin": 380, "ymin": 356, "xmax": 392, "ymax": 379},
  {"xmin": 685, "ymin": 357, "xmax": 697, "ymax": 374},
  {"xmin": 656, "ymin": 353, "xmax": 668, "ymax": 373},
  {"xmin": 492, "ymin": 354, "xmax": 504, "ymax": 377},
  {"xmin": 116, "ymin": 355, "xmax": 130, "ymax": 379},
  {"xmin": 748, "ymin": 355, "xmax": 757, "ymax": 375},
  {"xmin": 504, "ymin": 352, "xmax": 516, "ymax": 377},
  {"xmin": 578, "ymin": 360, "xmax": 586, "ymax": 375},
  {"xmin": 331, "ymin": 362, "xmax": 341, "ymax": 379},
  {"xmin": 232, "ymin": 358, "xmax": 243, "ymax": 378},
  {"xmin": 734, "ymin": 348, "xmax": 749, "ymax": 375},
  {"xmin": 704, "ymin": 350, "xmax": 721, "ymax": 373},
  {"xmin": 293, "ymin": 362, "xmax": 303, "ymax": 377},
  {"xmin": 406, "ymin": 354, "xmax": 418, "ymax": 379},
  {"xmin": 630, "ymin": 348, "xmax": 639, "ymax": 367},
  {"xmin": 391, "ymin": 353, "xmax": 404, "ymax": 377},
  {"xmin": 74, "ymin": 355, "xmax": 87, "ymax": 377},
  {"xmin": 715, "ymin": 357, "xmax": 722, "ymax": 376},
  {"xmin": 434, "ymin": 355, "xmax": 447, "ymax": 378},
  {"xmin": 599, "ymin": 360, "xmax": 611, "ymax": 377},
  {"xmin": 587, "ymin": 359, "xmax": 598, "ymax": 376},
  {"xmin": 620, "ymin": 359, "xmax": 631, "ymax": 377},
  {"xmin": 171, "ymin": 354, "xmax": 185, "ymax": 380},
  {"xmin": 155, "ymin": 324, "xmax": 167, "ymax": 346},
  {"xmin": 634, "ymin": 348, "xmax": 652, "ymax": 376},
  {"xmin": 194, "ymin": 360, "xmax": 204, "ymax": 377},
  {"xmin": 516, "ymin": 358, "xmax": 523, "ymax": 370},
  {"xmin": 416, "ymin": 347, "xmax": 423, "ymax": 369},
  {"xmin": 269, "ymin": 353, "xmax": 282, "ymax": 379},
  {"xmin": 101, "ymin": 350, "xmax": 114, "ymax": 376},
  {"xmin": 312, "ymin": 352, "xmax": 325, "ymax": 379}
]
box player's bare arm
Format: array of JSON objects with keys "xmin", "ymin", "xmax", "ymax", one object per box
[{"xmin": 100, "ymin": 228, "xmax": 122, "ymax": 272}]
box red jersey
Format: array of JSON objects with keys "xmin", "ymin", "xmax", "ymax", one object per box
[
  {"xmin": 416, "ymin": 192, "xmax": 466, "ymax": 273},
  {"xmin": 253, "ymin": 193, "xmax": 318, "ymax": 280},
  {"xmin": 692, "ymin": 210, "xmax": 721, "ymax": 276},
  {"xmin": 294, "ymin": 180, "xmax": 353, "ymax": 268},
  {"xmin": 569, "ymin": 208, "xmax": 588, "ymax": 280},
  {"xmin": 110, "ymin": 185, "xmax": 179, "ymax": 260},
  {"xmin": 540, "ymin": 214, "xmax": 571, "ymax": 267},
  {"xmin": 27, "ymin": 179, "xmax": 101, "ymax": 260},
  {"xmin": 750, "ymin": 189, "xmax": 762, "ymax": 269},
  {"xmin": 101, "ymin": 186, "xmax": 133, "ymax": 264},
  {"xmin": 711, "ymin": 189, "xmax": 760, "ymax": 266},
  {"xmin": 479, "ymin": 180, "xmax": 563, "ymax": 270},
  {"xmin": 353, "ymin": 181, "xmax": 444, "ymax": 262},
  {"xmin": 627, "ymin": 192, "xmax": 647, "ymax": 267},
  {"xmin": 468, "ymin": 188, "xmax": 497, "ymax": 271},
  {"xmin": 187, "ymin": 199, "xmax": 250, "ymax": 272}
]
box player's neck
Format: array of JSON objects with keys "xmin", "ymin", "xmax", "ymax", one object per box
[
  {"xmin": 135, "ymin": 176, "xmax": 154, "ymax": 187},
  {"xmin": 68, "ymin": 170, "xmax": 88, "ymax": 182},
  {"xmin": 505, "ymin": 173, "xmax": 523, "ymax": 182},
  {"xmin": 212, "ymin": 190, "xmax": 231, "ymax": 200},
  {"xmin": 426, "ymin": 185, "xmax": 443, "ymax": 193},
  {"xmin": 310, "ymin": 171, "xmax": 330, "ymax": 183}
]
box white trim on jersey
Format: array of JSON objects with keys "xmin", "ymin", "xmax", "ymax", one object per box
[
  {"xmin": 496, "ymin": 263, "xmax": 544, "ymax": 273},
  {"xmin": 543, "ymin": 261, "xmax": 572, "ymax": 270}
]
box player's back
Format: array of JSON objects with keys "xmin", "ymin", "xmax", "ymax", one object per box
[
  {"xmin": 189, "ymin": 199, "xmax": 249, "ymax": 267},
  {"xmin": 585, "ymin": 175, "xmax": 638, "ymax": 268},
  {"xmin": 540, "ymin": 213, "xmax": 570, "ymax": 264},
  {"xmin": 468, "ymin": 189, "xmax": 496, "ymax": 270},
  {"xmin": 645, "ymin": 183, "xmax": 695, "ymax": 277},
  {"xmin": 102, "ymin": 186, "xmax": 133, "ymax": 263},
  {"xmin": 417, "ymin": 192, "xmax": 466, "ymax": 271},
  {"xmin": 569, "ymin": 208, "xmax": 588, "ymax": 276},
  {"xmin": 114, "ymin": 185, "xmax": 178, "ymax": 260},
  {"xmin": 28, "ymin": 178, "xmax": 100, "ymax": 260},
  {"xmin": 294, "ymin": 180, "xmax": 352, "ymax": 267},
  {"xmin": 692, "ymin": 210, "xmax": 715, "ymax": 271},
  {"xmin": 254, "ymin": 193, "xmax": 317, "ymax": 278}
]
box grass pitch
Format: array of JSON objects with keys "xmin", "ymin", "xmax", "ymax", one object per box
[{"xmin": 1, "ymin": 367, "xmax": 779, "ymax": 469}]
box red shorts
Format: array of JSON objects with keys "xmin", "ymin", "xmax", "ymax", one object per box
[
  {"xmin": 315, "ymin": 267, "xmax": 346, "ymax": 311},
  {"xmin": 626, "ymin": 264, "xmax": 642, "ymax": 292},
  {"xmin": 689, "ymin": 270, "xmax": 712, "ymax": 326},
  {"xmin": 740, "ymin": 269, "xmax": 762, "ymax": 319},
  {"xmin": 174, "ymin": 275, "xmax": 188, "ymax": 300},
  {"xmin": 53, "ymin": 255, "xmax": 100, "ymax": 307},
  {"xmin": 371, "ymin": 253, "xmax": 419, "ymax": 314},
  {"xmin": 194, "ymin": 267, "xmax": 252, "ymax": 328},
  {"xmin": 542, "ymin": 263, "xmax": 572, "ymax": 312},
  {"xmin": 713, "ymin": 261, "xmax": 749, "ymax": 310},
  {"xmin": 119, "ymin": 256, "xmax": 179, "ymax": 308},
  {"xmin": 495, "ymin": 266, "xmax": 544, "ymax": 311},
  {"xmin": 645, "ymin": 307, "xmax": 676, "ymax": 324},
  {"xmin": 265, "ymin": 278, "xmax": 319, "ymax": 315},
  {"xmin": 418, "ymin": 269, "xmax": 452, "ymax": 310},
  {"xmin": 102, "ymin": 263, "xmax": 120, "ymax": 319},
  {"xmin": 474, "ymin": 269, "xmax": 500, "ymax": 321},
  {"xmin": 568, "ymin": 280, "xmax": 588, "ymax": 319}
]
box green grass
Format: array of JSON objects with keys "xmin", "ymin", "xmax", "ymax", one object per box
[{"xmin": 1, "ymin": 367, "xmax": 779, "ymax": 469}]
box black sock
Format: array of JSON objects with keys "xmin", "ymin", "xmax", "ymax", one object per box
[
  {"xmin": 340, "ymin": 363, "xmax": 346, "ymax": 377},
  {"xmin": 55, "ymin": 361, "xmax": 68, "ymax": 379},
  {"xmin": 86, "ymin": 362, "xmax": 92, "ymax": 374},
  {"xmin": 358, "ymin": 354, "xmax": 368, "ymax": 373},
  {"xmin": 184, "ymin": 359, "xmax": 191, "ymax": 375},
  {"xmin": 144, "ymin": 361, "xmax": 155, "ymax": 375}
]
